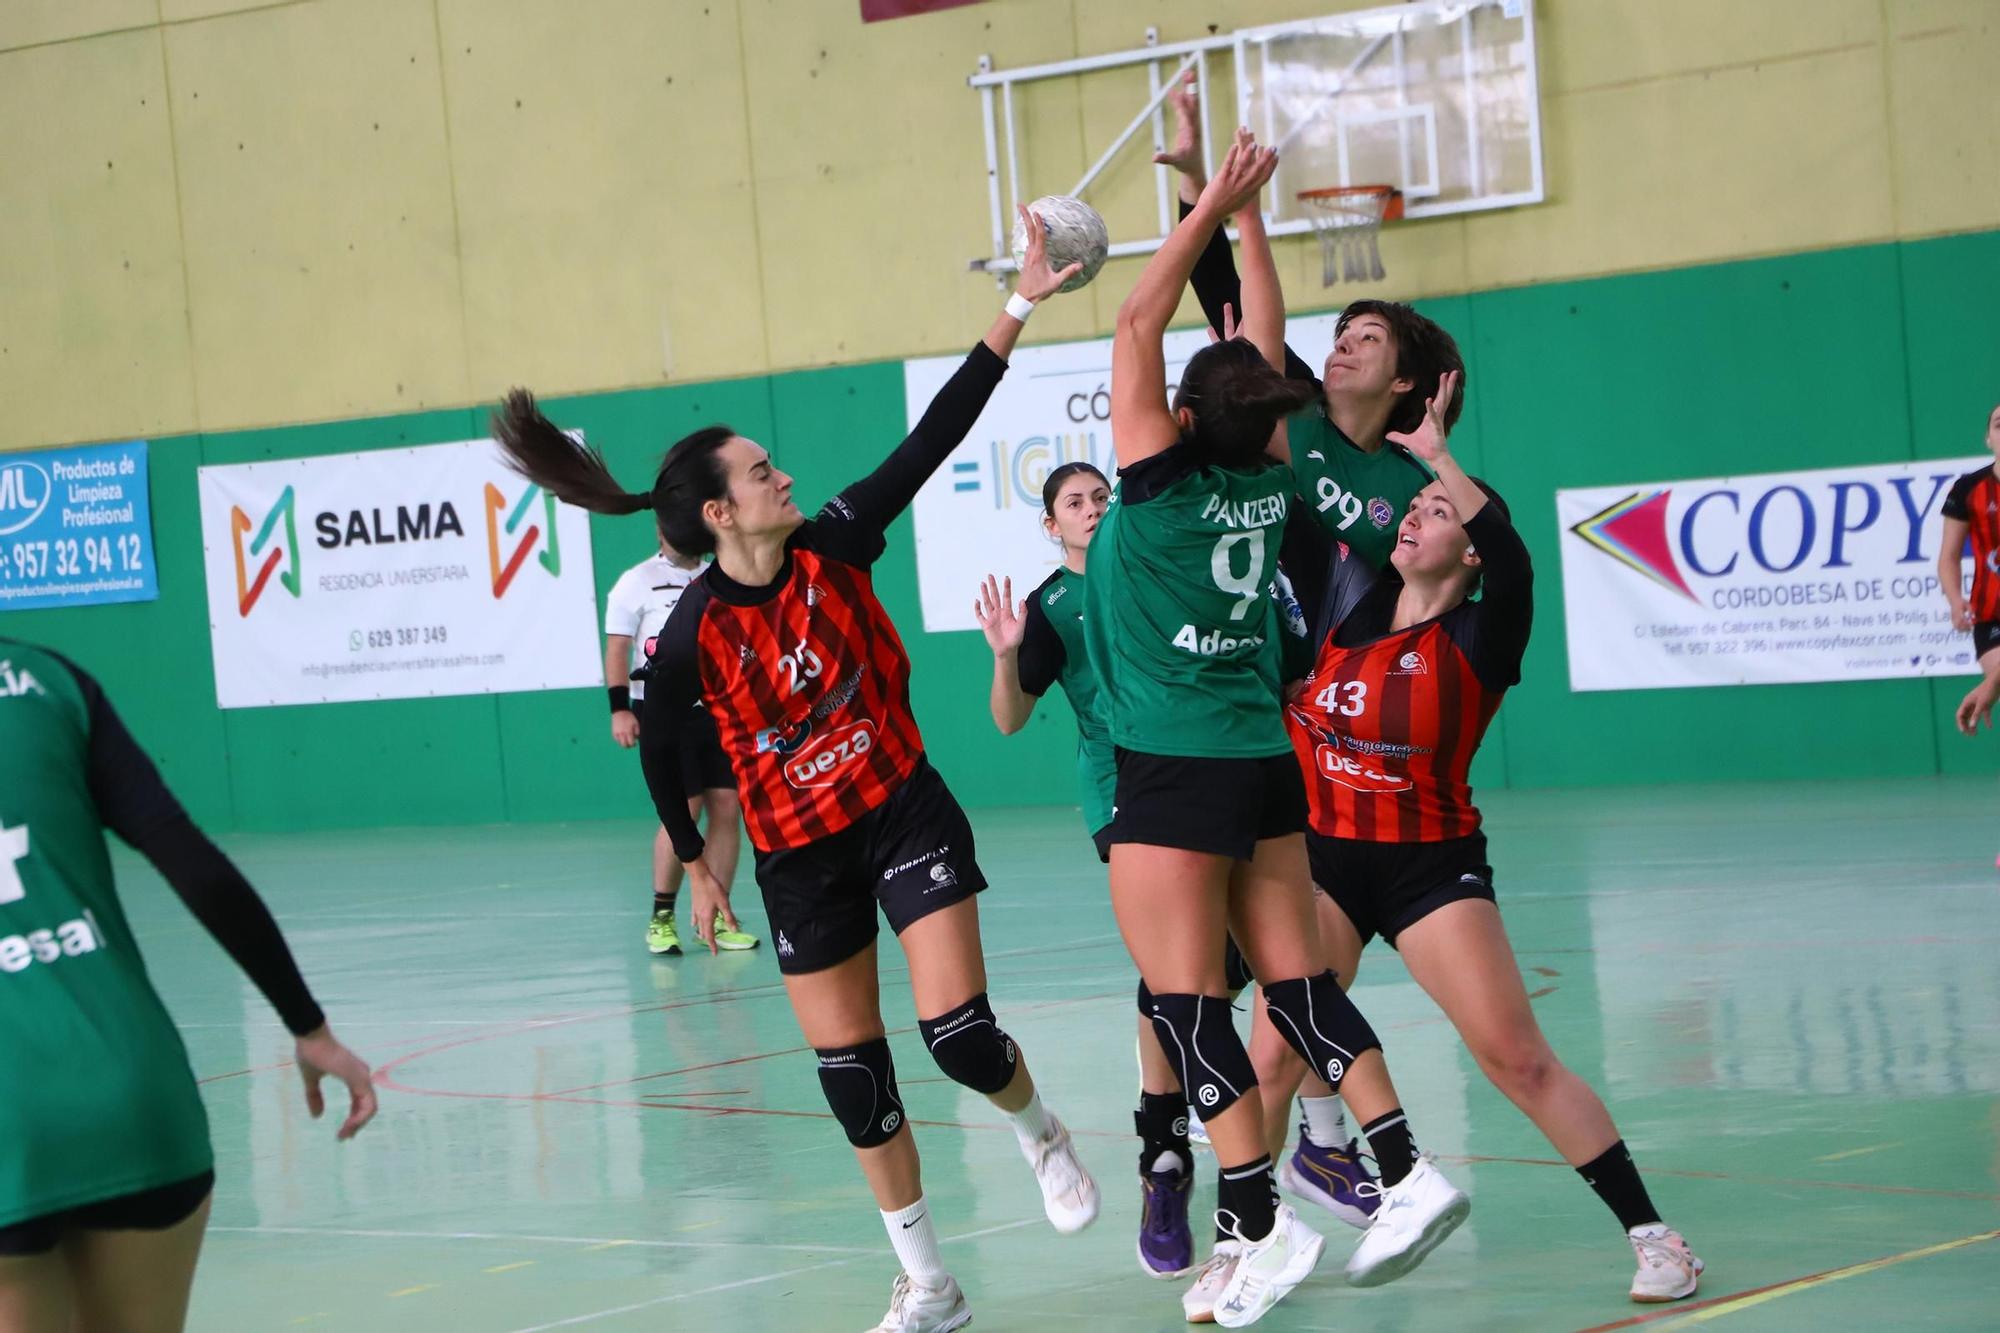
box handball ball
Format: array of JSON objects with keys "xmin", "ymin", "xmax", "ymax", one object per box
[{"xmin": 1013, "ymin": 195, "xmax": 1109, "ymax": 294}]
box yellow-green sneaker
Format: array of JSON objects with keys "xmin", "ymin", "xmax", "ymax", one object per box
[
  {"xmin": 712, "ymin": 913, "xmax": 761, "ymax": 952},
  {"xmin": 647, "ymin": 910, "xmax": 682, "ymax": 956}
]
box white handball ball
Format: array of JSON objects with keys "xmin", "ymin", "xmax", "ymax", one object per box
[{"xmin": 1012, "ymin": 194, "xmax": 1109, "ymax": 294}]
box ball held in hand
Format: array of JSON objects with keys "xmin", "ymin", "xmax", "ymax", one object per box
[{"xmin": 1012, "ymin": 195, "xmax": 1109, "ymax": 293}]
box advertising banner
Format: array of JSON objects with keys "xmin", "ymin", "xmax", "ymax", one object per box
[
  {"xmin": 1557, "ymin": 456, "xmax": 1985, "ymax": 690},
  {"xmin": 0, "ymin": 441, "xmax": 157, "ymax": 611},
  {"xmin": 197, "ymin": 439, "xmax": 600, "ymax": 708}
]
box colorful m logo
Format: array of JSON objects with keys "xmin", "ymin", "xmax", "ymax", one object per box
[
  {"xmin": 483, "ymin": 481, "xmax": 561, "ymax": 598},
  {"xmin": 230, "ymin": 485, "xmax": 301, "ymax": 616}
]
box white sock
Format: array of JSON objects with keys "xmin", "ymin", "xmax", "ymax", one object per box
[
  {"xmin": 1298, "ymin": 1095, "xmax": 1347, "ymax": 1148},
  {"xmin": 1006, "ymin": 1091, "xmax": 1056, "ymax": 1148},
  {"xmin": 881, "ymin": 1196, "xmax": 947, "ymax": 1286}
]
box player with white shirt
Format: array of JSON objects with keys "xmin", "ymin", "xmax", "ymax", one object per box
[{"xmin": 604, "ymin": 536, "xmax": 759, "ymax": 955}]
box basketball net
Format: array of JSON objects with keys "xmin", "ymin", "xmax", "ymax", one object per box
[{"xmin": 1298, "ymin": 186, "xmax": 1402, "ymax": 287}]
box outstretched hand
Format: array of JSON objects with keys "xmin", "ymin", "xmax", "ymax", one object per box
[
  {"xmin": 1014, "ymin": 205, "xmax": 1083, "ymax": 303},
  {"xmin": 1196, "ymin": 128, "xmax": 1278, "ymax": 219},
  {"xmin": 1385, "ymin": 370, "xmax": 1462, "ymax": 463},
  {"xmin": 1152, "ymin": 68, "xmax": 1204, "ymax": 178},
  {"xmin": 973, "ymin": 574, "xmax": 1028, "ymax": 656}
]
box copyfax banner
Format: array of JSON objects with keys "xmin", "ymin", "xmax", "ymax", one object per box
[{"xmin": 1558, "ymin": 456, "xmax": 1987, "ymax": 690}]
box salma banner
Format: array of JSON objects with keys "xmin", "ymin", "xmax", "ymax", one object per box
[{"xmin": 197, "ymin": 438, "xmax": 600, "ymax": 708}]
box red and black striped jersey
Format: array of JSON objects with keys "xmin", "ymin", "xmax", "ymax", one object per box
[
  {"xmin": 1285, "ymin": 504, "xmax": 1532, "ymax": 843},
  {"xmin": 1941, "ymin": 466, "xmax": 2000, "ymax": 622},
  {"xmin": 638, "ymin": 343, "xmax": 1009, "ymax": 859}
]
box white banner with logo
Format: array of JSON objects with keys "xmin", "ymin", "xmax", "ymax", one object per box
[
  {"xmin": 197, "ymin": 439, "xmax": 601, "ymax": 708},
  {"xmin": 906, "ymin": 314, "xmax": 1342, "ymax": 632},
  {"xmin": 1558, "ymin": 456, "xmax": 1986, "ymax": 691}
]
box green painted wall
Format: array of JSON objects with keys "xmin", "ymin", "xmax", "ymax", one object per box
[{"xmin": 7, "ymin": 231, "xmax": 1997, "ymax": 833}]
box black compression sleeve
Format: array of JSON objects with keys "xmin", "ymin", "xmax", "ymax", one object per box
[
  {"xmin": 637, "ymin": 605, "xmax": 707, "ymax": 862},
  {"xmin": 71, "ymin": 663, "xmax": 326, "ymax": 1036},
  {"xmin": 1015, "ymin": 595, "xmax": 1064, "ymax": 697},
  {"xmin": 1280, "ymin": 499, "xmax": 1336, "ymax": 644},
  {"xmin": 815, "ymin": 342, "xmax": 1008, "ymax": 565},
  {"xmin": 1459, "ymin": 504, "xmax": 1535, "ymax": 689},
  {"xmin": 1179, "ymin": 199, "xmax": 1319, "ymax": 385}
]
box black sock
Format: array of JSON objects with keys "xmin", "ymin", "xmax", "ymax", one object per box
[
  {"xmin": 1215, "ymin": 1155, "xmax": 1278, "ymax": 1244},
  {"xmin": 652, "ymin": 892, "xmax": 676, "ymax": 916},
  {"xmin": 1134, "ymin": 1092, "xmax": 1191, "ymax": 1177},
  {"xmin": 1578, "ymin": 1141, "xmax": 1661, "ymax": 1232},
  {"xmin": 1362, "ymin": 1109, "xmax": 1419, "ymax": 1188}
]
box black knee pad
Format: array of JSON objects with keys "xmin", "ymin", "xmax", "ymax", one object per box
[
  {"xmin": 1261, "ymin": 970, "xmax": 1381, "ymax": 1090},
  {"xmin": 919, "ymin": 992, "xmax": 1018, "ymax": 1095},
  {"xmin": 1146, "ymin": 992, "xmax": 1257, "ymax": 1118},
  {"xmin": 815, "ymin": 1038, "xmax": 907, "ymax": 1147},
  {"xmin": 1137, "ymin": 979, "xmax": 1154, "ymax": 1015}
]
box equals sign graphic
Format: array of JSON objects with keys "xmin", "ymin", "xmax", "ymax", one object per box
[{"xmin": 951, "ymin": 461, "xmax": 980, "ymax": 494}]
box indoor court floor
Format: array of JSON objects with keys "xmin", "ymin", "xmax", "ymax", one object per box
[{"xmin": 140, "ymin": 776, "xmax": 2000, "ymax": 1331}]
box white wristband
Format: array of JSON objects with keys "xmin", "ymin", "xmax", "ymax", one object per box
[{"xmin": 1005, "ymin": 291, "xmax": 1036, "ymax": 323}]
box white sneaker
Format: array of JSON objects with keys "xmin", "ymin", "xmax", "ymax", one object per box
[
  {"xmin": 1181, "ymin": 1241, "xmax": 1241, "ymax": 1323},
  {"xmin": 1212, "ymin": 1204, "xmax": 1325, "ymax": 1328},
  {"xmin": 1628, "ymin": 1224, "xmax": 1703, "ymax": 1302},
  {"xmin": 866, "ymin": 1272, "xmax": 971, "ymax": 1333},
  {"xmin": 1187, "ymin": 1107, "xmax": 1211, "ymax": 1147},
  {"xmin": 1022, "ymin": 1115, "xmax": 1099, "ymax": 1234},
  {"xmin": 1343, "ymin": 1158, "xmax": 1469, "ymax": 1287}
]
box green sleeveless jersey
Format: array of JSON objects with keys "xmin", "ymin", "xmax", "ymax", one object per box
[
  {"xmin": 1286, "ymin": 405, "xmax": 1433, "ymax": 569},
  {"xmin": 0, "ymin": 642, "xmax": 211, "ymax": 1227},
  {"xmin": 1019, "ymin": 567, "xmax": 1114, "ymax": 836},
  {"xmin": 1084, "ymin": 448, "xmax": 1292, "ymax": 758}
]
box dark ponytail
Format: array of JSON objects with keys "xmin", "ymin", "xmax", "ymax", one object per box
[
  {"xmin": 492, "ymin": 390, "xmax": 650, "ymax": 515},
  {"xmin": 1172, "ymin": 340, "xmax": 1320, "ymax": 468},
  {"xmin": 490, "ymin": 390, "xmax": 737, "ymax": 557}
]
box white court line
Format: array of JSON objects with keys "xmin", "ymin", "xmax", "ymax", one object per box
[
  {"xmin": 505, "ymin": 1218, "xmax": 1040, "ymax": 1332},
  {"xmin": 206, "ymin": 1225, "xmax": 877, "ymax": 1256}
]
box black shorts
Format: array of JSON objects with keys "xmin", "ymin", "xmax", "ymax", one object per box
[
  {"xmin": 1090, "ymin": 824, "xmax": 1113, "ymax": 864},
  {"xmin": 1977, "ymin": 621, "xmax": 2000, "ymax": 660},
  {"xmin": 753, "ymin": 758, "xmax": 987, "ymax": 975},
  {"xmin": 1307, "ymin": 830, "xmax": 1495, "ymax": 949},
  {"xmin": 0, "ymin": 1170, "xmax": 214, "ymax": 1257},
  {"xmin": 1108, "ymin": 749, "xmax": 1308, "ymax": 861},
  {"xmin": 678, "ymin": 704, "xmax": 734, "ymax": 793}
]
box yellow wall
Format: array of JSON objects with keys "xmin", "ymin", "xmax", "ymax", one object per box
[{"xmin": 3, "ymin": 0, "xmax": 1995, "ymax": 452}]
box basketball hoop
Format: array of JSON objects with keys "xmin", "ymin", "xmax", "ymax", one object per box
[{"xmin": 1298, "ymin": 185, "xmax": 1403, "ymax": 287}]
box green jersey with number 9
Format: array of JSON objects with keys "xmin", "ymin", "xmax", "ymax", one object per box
[{"xmin": 1084, "ymin": 448, "xmax": 1293, "ymax": 758}]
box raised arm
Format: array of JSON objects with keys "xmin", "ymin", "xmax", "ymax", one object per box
[
  {"xmin": 820, "ymin": 209, "xmax": 1078, "ymax": 556},
  {"xmin": 1112, "ymin": 135, "xmax": 1280, "ymax": 468},
  {"xmin": 1156, "ymin": 72, "xmax": 1316, "ymax": 384}
]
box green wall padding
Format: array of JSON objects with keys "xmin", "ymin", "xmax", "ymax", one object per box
[{"xmin": 7, "ymin": 230, "xmax": 1997, "ymax": 833}]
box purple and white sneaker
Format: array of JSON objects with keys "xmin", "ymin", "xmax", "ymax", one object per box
[
  {"xmin": 1279, "ymin": 1137, "xmax": 1380, "ymax": 1231},
  {"xmin": 1137, "ymin": 1166, "xmax": 1195, "ymax": 1278}
]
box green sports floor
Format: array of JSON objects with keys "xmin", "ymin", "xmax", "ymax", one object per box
[{"xmin": 136, "ymin": 776, "xmax": 2000, "ymax": 1331}]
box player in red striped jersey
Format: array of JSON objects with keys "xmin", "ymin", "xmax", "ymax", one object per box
[
  {"xmin": 1281, "ymin": 374, "xmax": 1705, "ymax": 1304},
  {"xmin": 490, "ymin": 213, "xmax": 1098, "ymax": 1333},
  {"xmin": 1942, "ymin": 404, "xmax": 2000, "ymax": 738}
]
